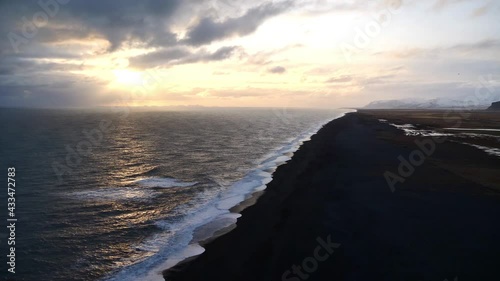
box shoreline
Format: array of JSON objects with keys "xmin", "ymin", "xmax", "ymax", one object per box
[
  {"xmin": 157, "ymin": 113, "xmax": 345, "ymax": 276},
  {"xmin": 163, "ymin": 111, "xmax": 500, "ymax": 281},
  {"xmin": 120, "ymin": 112, "xmax": 350, "ymax": 281}
]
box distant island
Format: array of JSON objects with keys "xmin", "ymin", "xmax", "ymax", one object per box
[{"xmin": 488, "ymin": 101, "xmax": 500, "ymax": 111}]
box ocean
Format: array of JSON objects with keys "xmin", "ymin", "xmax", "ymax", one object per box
[{"xmin": 0, "ymin": 107, "xmax": 347, "ymax": 281}]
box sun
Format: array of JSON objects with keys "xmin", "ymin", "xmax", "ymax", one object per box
[{"xmin": 113, "ymin": 69, "xmax": 144, "ymax": 86}]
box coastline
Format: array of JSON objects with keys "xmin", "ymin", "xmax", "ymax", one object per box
[
  {"xmin": 163, "ymin": 111, "xmax": 500, "ymax": 281},
  {"xmin": 117, "ymin": 111, "xmax": 349, "ymax": 281}
]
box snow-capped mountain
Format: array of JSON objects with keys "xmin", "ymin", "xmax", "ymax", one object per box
[
  {"xmin": 364, "ymin": 96, "xmax": 500, "ymax": 109},
  {"xmin": 488, "ymin": 101, "xmax": 500, "ymax": 111}
]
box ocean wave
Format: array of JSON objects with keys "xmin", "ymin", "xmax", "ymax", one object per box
[
  {"xmin": 133, "ymin": 177, "xmax": 198, "ymax": 188},
  {"xmin": 68, "ymin": 188, "xmax": 158, "ymax": 202},
  {"xmin": 102, "ymin": 112, "xmax": 350, "ymax": 281}
]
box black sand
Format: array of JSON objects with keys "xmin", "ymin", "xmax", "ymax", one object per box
[{"xmin": 164, "ymin": 112, "xmax": 500, "ymax": 281}]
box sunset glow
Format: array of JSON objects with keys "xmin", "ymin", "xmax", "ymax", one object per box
[{"xmin": 1, "ymin": 0, "xmax": 499, "ymax": 108}]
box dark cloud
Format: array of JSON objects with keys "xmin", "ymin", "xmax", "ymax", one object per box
[
  {"xmin": 0, "ymin": 57, "xmax": 82, "ymax": 76},
  {"xmin": 60, "ymin": 0, "xmax": 182, "ymax": 51},
  {"xmin": 182, "ymin": 1, "xmax": 293, "ymax": 46},
  {"xmin": 0, "ymin": 77, "xmax": 107, "ymax": 108},
  {"xmin": 0, "ymin": 0, "xmax": 181, "ymax": 53},
  {"xmin": 0, "ymin": 0, "xmax": 291, "ymax": 107},
  {"xmin": 209, "ymin": 46, "xmax": 239, "ymax": 60},
  {"xmin": 1, "ymin": 0, "xmax": 292, "ymax": 54},
  {"xmin": 129, "ymin": 46, "xmax": 240, "ymax": 68},
  {"xmin": 268, "ymin": 66, "xmax": 286, "ymax": 74}
]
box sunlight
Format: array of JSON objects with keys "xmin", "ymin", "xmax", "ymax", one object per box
[{"xmin": 113, "ymin": 69, "xmax": 144, "ymax": 86}]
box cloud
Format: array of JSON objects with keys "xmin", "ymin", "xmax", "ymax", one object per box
[
  {"xmin": 0, "ymin": 1, "xmax": 293, "ymax": 55},
  {"xmin": 0, "ymin": 76, "xmax": 107, "ymax": 108},
  {"xmin": 61, "ymin": 0, "xmax": 182, "ymax": 51},
  {"xmin": 470, "ymin": 3, "xmax": 490, "ymax": 17},
  {"xmin": 376, "ymin": 39, "xmax": 500, "ymax": 59},
  {"xmin": 447, "ymin": 39, "xmax": 500, "ymax": 52},
  {"xmin": 295, "ymin": 0, "xmax": 382, "ymax": 16},
  {"xmin": 129, "ymin": 46, "xmax": 240, "ymax": 68},
  {"xmin": 182, "ymin": 1, "xmax": 293, "ymax": 46},
  {"xmin": 246, "ymin": 44, "xmax": 303, "ymax": 66},
  {"xmin": 0, "ymin": 0, "xmax": 290, "ymax": 107},
  {"xmin": 268, "ymin": 66, "xmax": 286, "ymax": 74},
  {"xmin": 0, "ymin": 0, "xmax": 184, "ymax": 53},
  {"xmin": 326, "ymin": 75, "xmax": 353, "ymax": 83},
  {"xmin": 204, "ymin": 89, "xmax": 271, "ymax": 98},
  {"xmin": 0, "ymin": 58, "xmax": 83, "ymax": 76},
  {"xmin": 432, "ymin": 0, "xmax": 467, "ymax": 12},
  {"xmin": 0, "ymin": 0, "xmax": 498, "ymax": 108},
  {"xmin": 1, "ymin": 1, "xmax": 292, "ymax": 55},
  {"xmin": 210, "ymin": 46, "xmax": 239, "ymax": 60}
]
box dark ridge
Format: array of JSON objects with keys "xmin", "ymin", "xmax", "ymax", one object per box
[{"xmin": 487, "ymin": 101, "xmax": 500, "ymax": 111}]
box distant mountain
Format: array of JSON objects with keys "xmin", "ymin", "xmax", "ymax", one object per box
[
  {"xmin": 364, "ymin": 97, "xmax": 495, "ymax": 110},
  {"xmin": 487, "ymin": 101, "xmax": 500, "ymax": 111}
]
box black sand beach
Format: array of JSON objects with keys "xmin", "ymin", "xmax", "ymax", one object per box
[{"xmin": 164, "ymin": 111, "xmax": 500, "ymax": 281}]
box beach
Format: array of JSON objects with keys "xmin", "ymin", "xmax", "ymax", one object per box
[
  {"xmin": 164, "ymin": 110, "xmax": 500, "ymax": 281},
  {"xmin": 1, "ymin": 1, "xmax": 497, "ymax": 280}
]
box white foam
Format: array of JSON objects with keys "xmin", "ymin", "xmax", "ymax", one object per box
[
  {"xmin": 216, "ymin": 194, "xmax": 247, "ymax": 210},
  {"xmin": 215, "ymin": 173, "xmax": 269, "ymax": 210},
  {"xmin": 69, "ymin": 188, "xmax": 157, "ymax": 202},
  {"xmin": 254, "ymin": 185, "xmax": 267, "ymax": 192},
  {"xmin": 389, "ymin": 123, "xmax": 454, "ymax": 137},
  {"xmin": 134, "ymin": 177, "xmax": 198, "ymax": 188},
  {"xmin": 388, "ymin": 124, "xmax": 500, "ymax": 158},
  {"xmin": 67, "ymin": 177, "xmax": 197, "ymax": 202},
  {"xmin": 460, "ymin": 132, "xmax": 500, "ymax": 140},
  {"xmin": 104, "ymin": 200, "xmax": 227, "ymax": 281},
  {"xmin": 444, "ymin": 128, "xmax": 500, "ymax": 132},
  {"xmin": 192, "ymin": 213, "xmax": 241, "ymax": 242},
  {"xmin": 460, "ymin": 142, "xmax": 500, "ymax": 158},
  {"xmin": 414, "ymin": 131, "xmax": 454, "ymax": 137},
  {"xmin": 103, "ymin": 110, "xmax": 352, "ymax": 281},
  {"xmin": 390, "ymin": 123, "xmax": 415, "ymax": 129},
  {"xmin": 139, "ymin": 244, "xmax": 205, "ymax": 281},
  {"xmin": 108, "ymin": 244, "xmax": 206, "ymax": 281}
]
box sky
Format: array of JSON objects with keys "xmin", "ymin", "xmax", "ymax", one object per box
[{"xmin": 0, "ymin": 0, "xmax": 499, "ymax": 108}]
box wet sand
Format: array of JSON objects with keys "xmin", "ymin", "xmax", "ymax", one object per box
[{"xmin": 164, "ymin": 111, "xmax": 500, "ymax": 281}]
